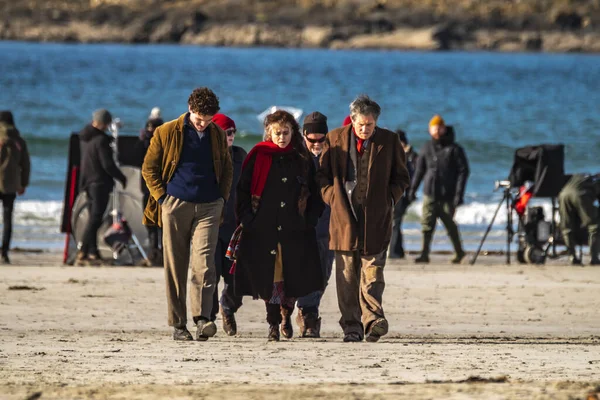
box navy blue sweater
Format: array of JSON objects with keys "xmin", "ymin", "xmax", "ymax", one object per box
[{"xmin": 166, "ymin": 118, "xmax": 221, "ymax": 203}]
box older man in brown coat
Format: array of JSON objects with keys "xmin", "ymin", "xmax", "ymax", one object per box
[
  {"xmin": 317, "ymin": 95, "xmax": 410, "ymax": 343},
  {"xmin": 142, "ymin": 87, "xmax": 233, "ymax": 342}
]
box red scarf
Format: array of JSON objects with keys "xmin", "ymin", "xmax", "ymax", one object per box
[
  {"xmin": 243, "ymin": 141, "xmax": 293, "ymax": 198},
  {"xmin": 353, "ymin": 128, "xmax": 365, "ymax": 155}
]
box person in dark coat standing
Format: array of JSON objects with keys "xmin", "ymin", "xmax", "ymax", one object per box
[
  {"xmin": 137, "ymin": 112, "xmax": 164, "ymax": 265},
  {"xmin": 209, "ymin": 113, "xmax": 247, "ymax": 336},
  {"xmin": 235, "ymin": 110, "xmax": 324, "ymax": 342},
  {"xmin": 0, "ymin": 111, "xmax": 31, "ymax": 264},
  {"xmin": 317, "ymin": 95, "xmax": 410, "ymax": 343},
  {"xmin": 77, "ymin": 109, "xmax": 127, "ymax": 266},
  {"xmin": 295, "ymin": 111, "xmax": 333, "ymax": 338},
  {"xmin": 408, "ymin": 115, "xmax": 469, "ymax": 264},
  {"xmin": 389, "ymin": 129, "xmax": 418, "ymax": 259}
]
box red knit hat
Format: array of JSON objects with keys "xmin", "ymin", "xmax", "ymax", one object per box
[
  {"xmin": 342, "ymin": 115, "xmax": 352, "ymax": 126},
  {"xmin": 212, "ymin": 113, "xmax": 236, "ymax": 131}
]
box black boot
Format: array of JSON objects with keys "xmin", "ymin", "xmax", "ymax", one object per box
[
  {"xmin": 564, "ymin": 231, "xmax": 582, "ymax": 266},
  {"xmin": 589, "ymin": 232, "xmax": 600, "ymax": 265},
  {"xmin": 415, "ymin": 232, "xmax": 432, "ymax": 264}
]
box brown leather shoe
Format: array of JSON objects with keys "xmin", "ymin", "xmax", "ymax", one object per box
[
  {"xmin": 268, "ymin": 324, "xmax": 280, "ymax": 342},
  {"xmin": 366, "ymin": 318, "xmax": 389, "ymax": 343},
  {"xmin": 280, "ymin": 307, "xmax": 293, "ymax": 339},
  {"xmin": 221, "ymin": 311, "xmax": 237, "ymax": 336}
]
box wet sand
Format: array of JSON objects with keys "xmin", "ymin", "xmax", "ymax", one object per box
[{"xmin": 1, "ymin": 252, "xmax": 599, "ymax": 399}]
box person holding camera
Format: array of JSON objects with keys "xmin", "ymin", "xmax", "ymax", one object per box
[
  {"xmin": 76, "ymin": 109, "xmax": 127, "ymax": 267},
  {"xmin": 408, "ymin": 115, "xmax": 469, "ymax": 264},
  {"xmin": 558, "ymin": 174, "xmax": 600, "ymax": 266}
]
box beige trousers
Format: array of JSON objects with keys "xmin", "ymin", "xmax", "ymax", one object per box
[
  {"xmin": 161, "ymin": 195, "xmax": 224, "ymax": 328},
  {"xmin": 335, "ymin": 249, "xmax": 387, "ymax": 338}
]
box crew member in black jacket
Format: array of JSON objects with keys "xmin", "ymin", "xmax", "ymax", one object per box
[
  {"xmin": 77, "ymin": 109, "xmax": 127, "ymax": 266},
  {"xmin": 408, "ymin": 115, "xmax": 469, "ymax": 264}
]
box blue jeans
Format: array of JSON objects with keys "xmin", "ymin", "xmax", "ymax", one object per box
[{"xmin": 296, "ymin": 237, "xmax": 334, "ymax": 314}]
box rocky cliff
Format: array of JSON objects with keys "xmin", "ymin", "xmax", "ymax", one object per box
[{"xmin": 1, "ymin": 0, "xmax": 600, "ymax": 52}]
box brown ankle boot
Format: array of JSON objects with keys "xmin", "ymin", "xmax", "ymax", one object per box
[
  {"xmin": 280, "ymin": 306, "xmax": 293, "ymax": 339},
  {"xmin": 303, "ymin": 313, "xmax": 321, "ymax": 338}
]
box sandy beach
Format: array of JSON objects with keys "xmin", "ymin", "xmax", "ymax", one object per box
[{"xmin": 1, "ymin": 251, "xmax": 599, "ymax": 399}]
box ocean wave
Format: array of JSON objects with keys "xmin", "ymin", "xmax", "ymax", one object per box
[
  {"xmin": 10, "ymin": 200, "xmax": 64, "ymax": 227},
  {"xmin": 3, "ymin": 198, "xmax": 558, "ymax": 230},
  {"xmin": 402, "ymin": 198, "xmax": 556, "ymax": 226}
]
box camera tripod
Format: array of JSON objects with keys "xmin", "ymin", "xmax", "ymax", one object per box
[{"xmin": 470, "ymin": 184, "xmax": 515, "ymax": 265}]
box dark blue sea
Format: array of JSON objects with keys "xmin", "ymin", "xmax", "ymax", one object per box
[{"xmin": 2, "ymin": 41, "xmax": 600, "ymax": 252}]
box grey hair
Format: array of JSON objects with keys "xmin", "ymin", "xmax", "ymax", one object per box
[{"xmin": 349, "ymin": 95, "xmax": 381, "ymax": 121}]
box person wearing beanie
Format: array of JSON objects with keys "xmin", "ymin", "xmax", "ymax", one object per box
[
  {"xmin": 0, "ymin": 111, "xmax": 31, "ymax": 264},
  {"xmin": 316, "ymin": 95, "xmax": 410, "ymax": 343},
  {"xmin": 407, "ymin": 114, "xmax": 469, "ymax": 264},
  {"xmin": 136, "ymin": 111, "xmax": 165, "ymax": 266},
  {"xmin": 389, "ymin": 129, "xmax": 419, "ymax": 259},
  {"xmin": 209, "ymin": 113, "xmax": 246, "ymax": 336},
  {"xmin": 292, "ymin": 111, "xmax": 333, "ymax": 338},
  {"xmin": 149, "ymin": 107, "xmax": 162, "ymax": 120},
  {"xmin": 142, "ymin": 87, "xmax": 232, "ymax": 342},
  {"xmin": 76, "ymin": 108, "xmax": 127, "ymax": 267}
]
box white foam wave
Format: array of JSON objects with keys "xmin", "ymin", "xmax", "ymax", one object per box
[
  {"xmin": 407, "ymin": 198, "xmax": 556, "ymax": 226},
  {"xmin": 8, "ymin": 200, "xmax": 64, "ymax": 227},
  {"xmin": 1, "ymin": 198, "xmax": 558, "ymax": 230}
]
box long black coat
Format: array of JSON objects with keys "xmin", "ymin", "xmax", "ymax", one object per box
[
  {"xmin": 235, "ymin": 150, "xmax": 324, "ymax": 300},
  {"xmin": 409, "ymin": 127, "xmax": 469, "ymax": 205}
]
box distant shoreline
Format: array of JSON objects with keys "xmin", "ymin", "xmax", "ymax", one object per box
[
  {"xmin": 2, "ymin": 23, "xmax": 600, "ymax": 53},
  {"xmin": 2, "ymin": 0, "xmax": 600, "ymax": 54}
]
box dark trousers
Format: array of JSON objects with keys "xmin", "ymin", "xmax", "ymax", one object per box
[
  {"xmin": 210, "ymin": 236, "xmax": 243, "ymax": 320},
  {"xmin": 0, "ymin": 192, "xmax": 16, "ymax": 256},
  {"xmin": 80, "ymin": 184, "xmax": 110, "ymax": 255},
  {"xmin": 142, "ymin": 192, "xmax": 159, "ymax": 250},
  {"xmin": 390, "ymin": 198, "xmax": 410, "ymax": 257}
]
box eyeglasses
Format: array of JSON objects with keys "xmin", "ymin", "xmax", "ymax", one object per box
[
  {"xmin": 225, "ymin": 129, "xmax": 236, "ymax": 137},
  {"xmin": 305, "ymin": 136, "xmax": 326, "ymax": 144}
]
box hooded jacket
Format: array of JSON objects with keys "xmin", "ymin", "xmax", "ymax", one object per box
[
  {"xmin": 0, "ymin": 122, "xmax": 30, "ymax": 194},
  {"xmin": 409, "ymin": 126, "xmax": 469, "ymax": 205},
  {"xmin": 78, "ymin": 124, "xmax": 126, "ymax": 191}
]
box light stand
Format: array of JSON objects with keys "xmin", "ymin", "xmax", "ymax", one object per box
[{"xmin": 470, "ymin": 181, "xmax": 515, "ymax": 265}]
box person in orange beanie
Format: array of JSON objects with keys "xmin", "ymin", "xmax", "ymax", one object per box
[{"xmin": 407, "ymin": 114, "xmax": 469, "ymax": 264}]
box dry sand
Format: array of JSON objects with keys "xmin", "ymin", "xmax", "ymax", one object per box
[{"xmin": 1, "ymin": 252, "xmax": 599, "ymax": 399}]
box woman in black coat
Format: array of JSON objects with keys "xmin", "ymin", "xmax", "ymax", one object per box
[{"xmin": 235, "ymin": 110, "xmax": 324, "ymax": 341}]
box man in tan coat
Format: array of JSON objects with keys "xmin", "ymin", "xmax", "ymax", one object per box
[
  {"xmin": 317, "ymin": 95, "xmax": 410, "ymax": 342},
  {"xmin": 142, "ymin": 88, "xmax": 233, "ymax": 341}
]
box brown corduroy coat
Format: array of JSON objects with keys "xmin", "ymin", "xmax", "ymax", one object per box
[
  {"xmin": 316, "ymin": 125, "xmax": 410, "ymax": 255},
  {"xmin": 141, "ymin": 113, "xmax": 233, "ymax": 227}
]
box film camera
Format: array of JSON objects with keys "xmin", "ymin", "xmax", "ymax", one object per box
[{"xmin": 472, "ymin": 144, "xmax": 565, "ymax": 265}]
